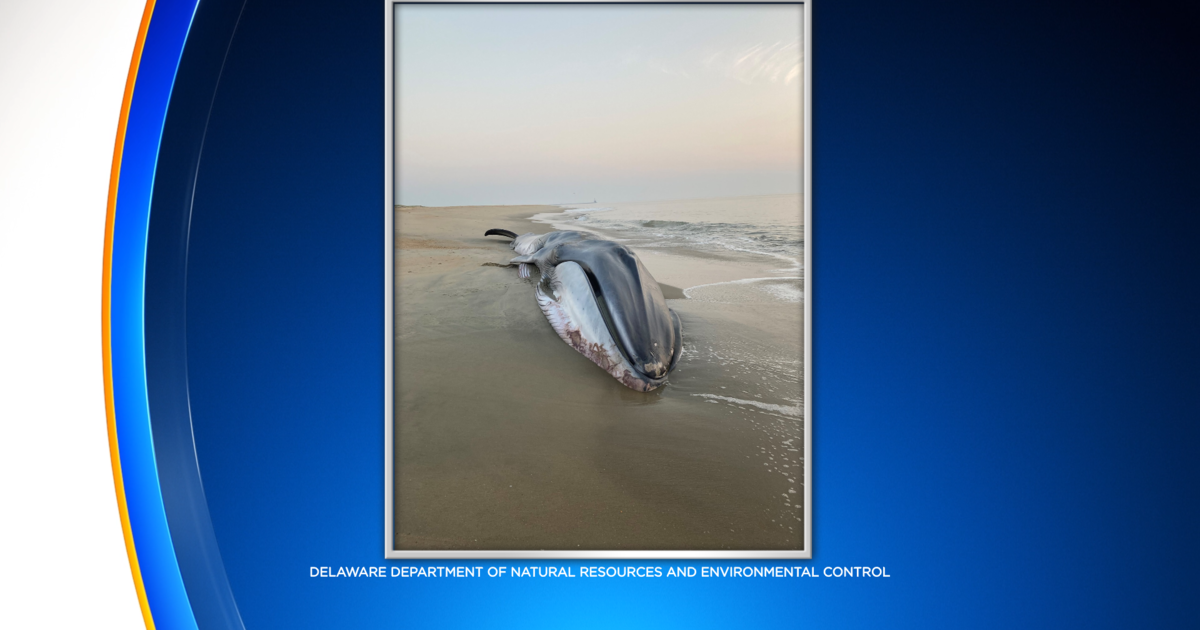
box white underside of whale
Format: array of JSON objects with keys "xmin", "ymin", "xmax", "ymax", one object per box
[{"xmin": 534, "ymin": 261, "xmax": 654, "ymax": 391}]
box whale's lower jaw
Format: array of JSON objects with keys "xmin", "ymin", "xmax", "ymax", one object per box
[
  {"xmin": 555, "ymin": 316, "xmax": 664, "ymax": 392},
  {"xmin": 535, "ymin": 262, "xmax": 668, "ymax": 392}
]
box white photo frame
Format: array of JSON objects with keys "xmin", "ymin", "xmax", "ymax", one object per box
[{"xmin": 385, "ymin": 0, "xmax": 812, "ymax": 559}]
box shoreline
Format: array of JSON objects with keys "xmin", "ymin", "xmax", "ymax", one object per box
[{"xmin": 527, "ymin": 198, "xmax": 804, "ymax": 302}]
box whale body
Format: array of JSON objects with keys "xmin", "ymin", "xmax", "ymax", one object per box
[{"xmin": 485, "ymin": 229, "xmax": 682, "ymax": 391}]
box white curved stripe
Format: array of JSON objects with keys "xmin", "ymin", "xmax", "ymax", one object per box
[
  {"xmin": 691, "ymin": 393, "xmax": 801, "ymax": 417},
  {"xmin": 682, "ymin": 276, "xmax": 802, "ymax": 299}
]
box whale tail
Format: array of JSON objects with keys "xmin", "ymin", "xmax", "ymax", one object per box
[{"xmin": 485, "ymin": 228, "xmax": 518, "ymax": 240}]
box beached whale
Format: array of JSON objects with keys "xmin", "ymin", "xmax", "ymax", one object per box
[{"xmin": 485, "ymin": 229, "xmax": 682, "ymax": 391}]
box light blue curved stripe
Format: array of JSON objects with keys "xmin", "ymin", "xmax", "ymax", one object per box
[{"xmin": 111, "ymin": 0, "xmax": 202, "ymax": 628}]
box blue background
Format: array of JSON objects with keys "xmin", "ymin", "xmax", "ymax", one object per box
[{"xmin": 179, "ymin": 0, "xmax": 1197, "ymax": 627}]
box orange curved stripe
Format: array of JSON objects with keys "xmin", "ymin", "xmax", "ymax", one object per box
[{"xmin": 103, "ymin": 1, "xmax": 159, "ymax": 629}]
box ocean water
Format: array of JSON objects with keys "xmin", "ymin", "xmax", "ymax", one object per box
[{"xmin": 530, "ymin": 194, "xmax": 804, "ymax": 303}]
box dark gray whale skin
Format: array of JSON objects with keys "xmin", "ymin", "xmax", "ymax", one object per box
[{"xmin": 488, "ymin": 229, "xmax": 683, "ymax": 387}]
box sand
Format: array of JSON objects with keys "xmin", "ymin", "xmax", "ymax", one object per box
[{"xmin": 395, "ymin": 205, "xmax": 804, "ymax": 551}]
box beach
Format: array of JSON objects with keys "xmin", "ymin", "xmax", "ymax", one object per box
[{"xmin": 395, "ymin": 199, "xmax": 804, "ymax": 550}]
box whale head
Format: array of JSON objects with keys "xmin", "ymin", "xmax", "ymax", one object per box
[{"xmin": 556, "ymin": 240, "xmax": 682, "ymax": 387}]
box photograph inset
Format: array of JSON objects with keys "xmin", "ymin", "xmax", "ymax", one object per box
[{"xmin": 392, "ymin": 3, "xmax": 806, "ymax": 552}]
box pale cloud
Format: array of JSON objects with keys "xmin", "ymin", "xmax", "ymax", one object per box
[
  {"xmin": 709, "ymin": 39, "xmax": 802, "ymax": 86},
  {"xmin": 623, "ymin": 38, "xmax": 802, "ymax": 87}
]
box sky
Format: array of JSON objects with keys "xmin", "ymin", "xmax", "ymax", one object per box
[{"xmin": 395, "ymin": 4, "xmax": 803, "ymax": 207}]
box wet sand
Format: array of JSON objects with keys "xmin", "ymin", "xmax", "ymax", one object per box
[{"xmin": 395, "ymin": 205, "xmax": 804, "ymax": 550}]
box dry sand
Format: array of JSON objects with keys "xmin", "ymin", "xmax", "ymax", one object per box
[{"xmin": 395, "ymin": 205, "xmax": 804, "ymax": 550}]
